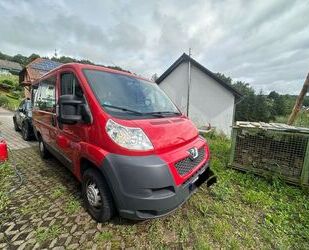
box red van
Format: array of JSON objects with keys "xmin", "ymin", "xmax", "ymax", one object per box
[{"xmin": 32, "ymin": 63, "xmax": 216, "ymax": 222}]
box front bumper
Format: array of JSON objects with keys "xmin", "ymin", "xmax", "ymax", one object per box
[{"xmin": 99, "ymin": 154, "xmax": 216, "ymax": 220}]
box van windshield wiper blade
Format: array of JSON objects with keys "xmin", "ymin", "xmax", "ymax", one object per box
[
  {"xmin": 145, "ymin": 111, "xmax": 182, "ymax": 116},
  {"xmin": 102, "ymin": 104, "xmax": 144, "ymax": 115}
]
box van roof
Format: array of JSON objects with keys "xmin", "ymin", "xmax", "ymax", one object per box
[{"xmin": 32, "ymin": 63, "xmax": 152, "ymax": 85}]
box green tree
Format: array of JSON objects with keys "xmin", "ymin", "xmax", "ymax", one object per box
[
  {"xmin": 233, "ymin": 81, "xmax": 256, "ymax": 121},
  {"xmin": 268, "ymin": 91, "xmax": 287, "ymax": 117},
  {"xmin": 0, "ymin": 51, "xmax": 12, "ymax": 61},
  {"xmin": 215, "ymin": 72, "xmax": 232, "ymax": 85},
  {"xmin": 254, "ymin": 91, "xmax": 272, "ymax": 122},
  {"xmin": 27, "ymin": 53, "xmax": 40, "ymax": 63},
  {"xmin": 12, "ymin": 54, "xmax": 28, "ymax": 65}
]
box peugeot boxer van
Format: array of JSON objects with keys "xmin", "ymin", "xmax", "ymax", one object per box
[{"xmin": 32, "ymin": 63, "xmax": 216, "ymax": 222}]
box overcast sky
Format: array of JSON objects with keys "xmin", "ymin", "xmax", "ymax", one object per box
[{"xmin": 1, "ymin": 0, "xmax": 308, "ymax": 94}]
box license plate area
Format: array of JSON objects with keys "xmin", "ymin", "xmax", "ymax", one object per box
[{"xmin": 188, "ymin": 167, "xmax": 207, "ymax": 192}]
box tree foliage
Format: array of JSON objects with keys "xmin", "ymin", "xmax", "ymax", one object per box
[{"xmin": 216, "ymin": 73, "xmax": 305, "ymax": 123}]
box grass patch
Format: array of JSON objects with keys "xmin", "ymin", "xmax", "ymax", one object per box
[
  {"xmin": 20, "ymin": 197, "xmax": 50, "ymax": 215},
  {"xmin": 0, "ymin": 74, "xmax": 19, "ymax": 86},
  {"xmin": 64, "ymin": 197, "xmax": 80, "ymax": 214},
  {"xmin": 51, "ymin": 186, "xmax": 67, "ymax": 199},
  {"xmin": 35, "ymin": 224, "xmax": 64, "ymax": 243},
  {"xmin": 96, "ymin": 231, "xmax": 113, "ymax": 242},
  {"xmin": 275, "ymin": 111, "xmax": 309, "ymax": 127},
  {"xmin": 0, "ymin": 163, "xmax": 14, "ymax": 214},
  {"xmin": 0, "ymin": 90, "xmax": 21, "ymax": 111}
]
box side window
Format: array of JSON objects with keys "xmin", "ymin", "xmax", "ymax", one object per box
[
  {"xmin": 61, "ymin": 73, "xmax": 83, "ymax": 97},
  {"xmin": 34, "ymin": 76, "xmax": 56, "ymax": 113}
]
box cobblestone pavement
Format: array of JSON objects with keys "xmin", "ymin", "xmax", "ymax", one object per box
[
  {"xmin": 0, "ymin": 108, "xmax": 141, "ymax": 249},
  {"xmin": 0, "ymin": 107, "xmax": 37, "ymax": 149}
]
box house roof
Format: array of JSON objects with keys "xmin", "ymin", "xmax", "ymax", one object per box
[
  {"xmin": 156, "ymin": 53, "xmax": 242, "ymax": 98},
  {"xmin": 20, "ymin": 58, "xmax": 62, "ymax": 85},
  {"xmin": 30, "ymin": 58, "xmax": 62, "ymax": 72},
  {"xmin": 0, "ymin": 59, "xmax": 22, "ymax": 73}
]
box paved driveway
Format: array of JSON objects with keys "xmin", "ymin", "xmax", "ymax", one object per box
[
  {"xmin": 0, "ymin": 107, "xmax": 136, "ymax": 249},
  {"xmin": 0, "ymin": 107, "xmax": 37, "ymax": 150}
]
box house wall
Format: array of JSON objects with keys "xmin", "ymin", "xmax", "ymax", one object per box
[
  {"xmin": 159, "ymin": 62, "xmax": 190, "ymax": 113},
  {"xmin": 0, "ymin": 69, "xmax": 11, "ymax": 75},
  {"xmin": 159, "ymin": 62, "xmax": 235, "ymax": 136},
  {"xmin": 24, "ymin": 87, "xmax": 31, "ymax": 99}
]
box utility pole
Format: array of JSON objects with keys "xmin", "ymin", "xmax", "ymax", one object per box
[
  {"xmin": 186, "ymin": 48, "xmax": 192, "ymax": 117},
  {"xmin": 54, "ymin": 49, "xmax": 58, "ymax": 58},
  {"xmin": 287, "ymin": 72, "xmax": 309, "ymax": 125}
]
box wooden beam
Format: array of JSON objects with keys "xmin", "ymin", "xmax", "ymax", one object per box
[{"xmin": 287, "ymin": 73, "xmax": 309, "ymax": 125}]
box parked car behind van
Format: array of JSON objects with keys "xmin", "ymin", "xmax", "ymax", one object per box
[
  {"xmin": 32, "ymin": 63, "xmax": 216, "ymax": 222},
  {"xmin": 13, "ymin": 99, "xmax": 34, "ymax": 141}
]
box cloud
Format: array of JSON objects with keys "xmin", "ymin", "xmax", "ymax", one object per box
[{"xmin": 0, "ymin": 0, "xmax": 308, "ymax": 94}]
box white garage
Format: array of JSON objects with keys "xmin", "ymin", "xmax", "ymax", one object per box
[{"xmin": 156, "ymin": 53, "xmax": 241, "ymax": 136}]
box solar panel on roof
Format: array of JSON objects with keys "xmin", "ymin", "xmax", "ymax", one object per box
[{"xmin": 31, "ymin": 60, "xmax": 62, "ymax": 71}]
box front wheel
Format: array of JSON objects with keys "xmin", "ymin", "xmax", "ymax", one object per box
[{"xmin": 82, "ymin": 169, "xmax": 115, "ymax": 222}]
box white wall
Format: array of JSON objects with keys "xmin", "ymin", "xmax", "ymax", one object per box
[
  {"xmin": 159, "ymin": 62, "xmax": 190, "ymax": 114},
  {"xmin": 159, "ymin": 62, "xmax": 235, "ymax": 136}
]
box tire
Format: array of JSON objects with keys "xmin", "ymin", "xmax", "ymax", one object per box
[
  {"xmin": 13, "ymin": 118, "xmax": 20, "ymax": 131},
  {"xmin": 38, "ymin": 136, "xmax": 50, "ymax": 159},
  {"xmin": 82, "ymin": 168, "xmax": 115, "ymax": 222},
  {"xmin": 21, "ymin": 122, "xmax": 31, "ymax": 141}
]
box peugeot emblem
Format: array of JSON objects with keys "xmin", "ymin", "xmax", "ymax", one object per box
[{"xmin": 188, "ymin": 147, "xmax": 199, "ymax": 160}]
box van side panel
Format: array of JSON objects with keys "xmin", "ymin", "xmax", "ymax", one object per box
[{"xmin": 74, "ymin": 142, "xmax": 109, "ymax": 180}]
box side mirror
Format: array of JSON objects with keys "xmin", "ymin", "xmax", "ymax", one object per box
[{"xmin": 58, "ymin": 95, "xmax": 83, "ymax": 124}]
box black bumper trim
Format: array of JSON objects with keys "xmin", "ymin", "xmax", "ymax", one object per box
[{"xmin": 98, "ymin": 154, "xmax": 213, "ymax": 220}]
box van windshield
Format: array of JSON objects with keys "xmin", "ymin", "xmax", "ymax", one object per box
[{"xmin": 83, "ymin": 69, "xmax": 181, "ymax": 118}]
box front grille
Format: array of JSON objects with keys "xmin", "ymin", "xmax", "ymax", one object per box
[{"xmin": 175, "ymin": 147, "xmax": 205, "ymax": 176}]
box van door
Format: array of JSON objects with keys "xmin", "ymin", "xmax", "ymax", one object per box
[{"xmin": 55, "ymin": 71, "xmax": 86, "ymax": 170}]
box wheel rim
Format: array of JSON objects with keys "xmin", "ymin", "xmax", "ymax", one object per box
[
  {"xmin": 39, "ymin": 141, "xmax": 44, "ymax": 152},
  {"xmin": 86, "ymin": 180, "xmax": 102, "ymax": 208}
]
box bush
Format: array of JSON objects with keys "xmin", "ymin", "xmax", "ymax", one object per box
[
  {"xmin": 0, "ymin": 95, "xmax": 9, "ymax": 107},
  {"xmin": 14, "ymin": 85, "xmax": 23, "ymax": 92},
  {"xmin": 6, "ymin": 93, "xmax": 19, "ymax": 100},
  {"xmin": 2, "ymin": 79, "xmax": 14, "ymax": 86},
  {"xmin": 0, "ymin": 83, "xmax": 14, "ymax": 91}
]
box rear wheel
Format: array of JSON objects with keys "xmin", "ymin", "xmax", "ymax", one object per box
[
  {"xmin": 13, "ymin": 118, "xmax": 20, "ymax": 131},
  {"xmin": 21, "ymin": 122, "xmax": 31, "ymax": 141},
  {"xmin": 38, "ymin": 136, "xmax": 50, "ymax": 159},
  {"xmin": 82, "ymin": 169, "xmax": 115, "ymax": 222}
]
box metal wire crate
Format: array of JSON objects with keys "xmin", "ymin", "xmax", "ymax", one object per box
[{"xmin": 229, "ymin": 122, "xmax": 309, "ymax": 186}]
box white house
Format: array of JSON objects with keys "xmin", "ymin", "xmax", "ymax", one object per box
[{"xmin": 156, "ymin": 53, "xmax": 241, "ymax": 136}]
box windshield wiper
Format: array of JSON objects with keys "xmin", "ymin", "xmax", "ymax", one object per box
[
  {"xmin": 102, "ymin": 104, "xmax": 181, "ymax": 117},
  {"xmin": 145, "ymin": 111, "xmax": 181, "ymax": 116},
  {"xmin": 102, "ymin": 104, "xmax": 144, "ymax": 115}
]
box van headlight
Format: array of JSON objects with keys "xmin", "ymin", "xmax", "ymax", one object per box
[{"xmin": 105, "ymin": 119, "xmax": 153, "ymax": 150}]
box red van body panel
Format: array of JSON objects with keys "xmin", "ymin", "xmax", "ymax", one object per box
[{"xmin": 32, "ymin": 63, "xmax": 214, "ymax": 220}]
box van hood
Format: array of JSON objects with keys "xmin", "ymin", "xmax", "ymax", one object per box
[{"xmin": 132, "ymin": 116, "xmax": 199, "ymax": 152}]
